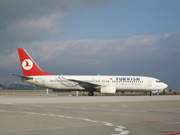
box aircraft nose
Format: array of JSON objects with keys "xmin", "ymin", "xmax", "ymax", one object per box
[{"xmin": 162, "ymin": 83, "xmax": 168, "ymax": 89}]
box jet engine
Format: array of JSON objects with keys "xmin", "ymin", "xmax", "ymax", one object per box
[{"xmin": 100, "ymin": 86, "xmax": 116, "ymax": 94}]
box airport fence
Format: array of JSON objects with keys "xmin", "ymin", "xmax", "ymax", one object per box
[
  {"xmin": 0, "ymin": 90, "xmax": 99, "ymax": 96},
  {"xmin": 0, "ymin": 90, "xmax": 179, "ymax": 96},
  {"xmin": 0, "ymin": 90, "xmax": 54, "ymax": 96}
]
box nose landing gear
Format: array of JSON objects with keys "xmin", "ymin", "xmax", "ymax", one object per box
[{"xmin": 150, "ymin": 91, "xmax": 160, "ymax": 96}]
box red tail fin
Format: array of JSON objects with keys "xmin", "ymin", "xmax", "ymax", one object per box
[{"xmin": 17, "ymin": 48, "xmax": 54, "ymax": 76}]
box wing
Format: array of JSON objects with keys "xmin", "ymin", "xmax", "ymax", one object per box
[{"xmin": 68, "ymin": 79, "xmax": 101, "ymax": 90}]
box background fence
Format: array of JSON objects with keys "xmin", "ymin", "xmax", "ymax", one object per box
[{"xmin": 0, "ymin": 89, "xmax": 179, "ymax": 96}]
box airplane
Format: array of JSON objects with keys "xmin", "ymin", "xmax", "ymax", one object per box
[{"xmin": 12, "ymin": 48, "xmax": 168, "ymax": 96}]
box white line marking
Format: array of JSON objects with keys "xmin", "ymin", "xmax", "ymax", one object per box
[
  {"xmin": 115, "ymin": 127, "xmax": 123, "ymax": 132},
  {"xmin": 120, "ymin": 131, "xmax": 130, "ymax": 135},
  {"xmin": 112, "ymin": 126, "xmax": 129, "ymax": 135},
  {"xmin": 0, "ymin": 110, "xmax": 16, "ymax": 113},
  {"xmin": 76, "ymin": 117, "xmax": 98, "ymax": 123},
  {"xmin": 0, "ymin": 109, "xmax": 129, "ymax": 135},
  {"xmin": 101, "ymin": 121, "xmax": 115, "ymax": 126}
]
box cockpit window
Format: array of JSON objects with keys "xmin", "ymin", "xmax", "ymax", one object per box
[{"xmin": 156, "ymin": 80, "xmax": 161, "ymax": 83}]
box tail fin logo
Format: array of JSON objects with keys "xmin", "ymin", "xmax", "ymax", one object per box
[{"xmin": 22, "ymin": 59, "xmax": 33, "ymax": 70}]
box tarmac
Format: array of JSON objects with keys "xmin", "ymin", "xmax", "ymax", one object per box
[{"xmin": 0, "ymin": 95, "xmax": 179, "ymax": 135}]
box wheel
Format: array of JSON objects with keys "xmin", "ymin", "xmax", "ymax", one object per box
[
  {"xmin": 150, "ymin": 93, "xmax": 153, "ymax": 96},
  {"xmin": 88, "ymin": 92, "xmax": 94, "ymax": 96}
]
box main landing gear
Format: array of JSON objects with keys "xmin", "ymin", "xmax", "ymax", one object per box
[{"xmin": 88, "ymin": 91, "xmax": 94, "ymax": 96}]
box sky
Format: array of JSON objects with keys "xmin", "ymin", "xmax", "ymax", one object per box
[{"xmin": 0, "ymin": 0, "xmax": 179, "ymax": 89}]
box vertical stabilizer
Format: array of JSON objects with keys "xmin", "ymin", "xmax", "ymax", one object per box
[{"xmin": 17, "ymin": 48, "xmax": 54, "ymax": 76}]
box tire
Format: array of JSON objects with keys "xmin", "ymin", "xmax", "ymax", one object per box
[{"xmin": 88, "ymin": 92, "xmax": 94, "ymax": 96}]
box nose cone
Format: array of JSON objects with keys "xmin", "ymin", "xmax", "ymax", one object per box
[{"xmin": 162, "ymin": 83, "xmax": 168, "ymax": 89}]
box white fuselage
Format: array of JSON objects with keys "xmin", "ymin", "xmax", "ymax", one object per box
[{"xmin": 24, "ymin": 75, "xmax": 168, "ymax": 93}]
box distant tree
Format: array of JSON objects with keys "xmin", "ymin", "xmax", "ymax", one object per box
[{"xmin": 169, "ymin": 89, "xmax": 172, "ymax": 94}]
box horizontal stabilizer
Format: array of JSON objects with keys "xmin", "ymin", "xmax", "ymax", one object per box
[{"xmin": 11, "ymin": 73, "xmax": 33, "ymax": 80}]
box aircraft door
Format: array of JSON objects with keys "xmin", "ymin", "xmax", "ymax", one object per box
[
  {"xmin": 42, "ymin": 78, "xmax": 46, "ymax": 86},
  {"xmin": 148, "ymin": 79, "xmax": 152, "ymax": 86}
]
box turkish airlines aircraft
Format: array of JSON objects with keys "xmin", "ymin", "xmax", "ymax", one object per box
[{"xmin": 12, "ymin": 48, "xmax": 168, "ymax": 96}]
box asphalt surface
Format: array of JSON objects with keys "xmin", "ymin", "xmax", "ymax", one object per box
[{"xmin": 0, "ymin": 96, "xmax": 179, "ymax": 135}]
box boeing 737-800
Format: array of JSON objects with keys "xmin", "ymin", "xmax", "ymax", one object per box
[{"xmin": 12, "ymin": 48, "xmax": 168, "ymax": 96}]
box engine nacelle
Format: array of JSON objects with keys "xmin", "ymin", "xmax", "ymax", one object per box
[{"xmin": 100, "ymin": 86, "xmax": 116, "ymax": 94}]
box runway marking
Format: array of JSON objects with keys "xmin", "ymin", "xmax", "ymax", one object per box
[
  {"xmin": 112, "ymin": 126, "xmax": 129, "ymax": 135},
  {"xmin": 0, "ymin": 109, "xmax": 129, "ymax": 135},
  {"xmin": 48, "ymin": 114, "xmax": 73, "ymax": 119},
  {"xmin": 20, "ymin": 111, "xmax": 73, "ymax": 119},
  {"xmin": 76, "ymin": 117, "xmax": 98, "ymax": 123},
  {"xmin": 0, "ymin": 110, "xmax": 16, "ymax": 113},
  {"xmin": 141, "ymin": 121, "xmax": 180, "ymax": 125},
  {"xmin": 0, "ymin": 110, "xmax": 73, "ymax": 119},
  {"xmin": 101, "ymin": 121, "xmax": 115, "ymax": 126}
]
